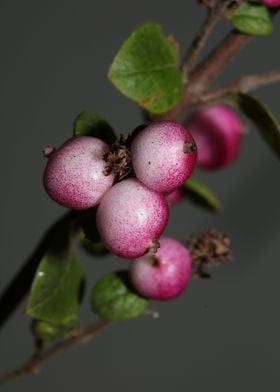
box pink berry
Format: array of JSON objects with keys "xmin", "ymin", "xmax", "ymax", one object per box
[
  {"xmin": 43, "ymin": 136, "xmax": 115, "ymax": 210},
  {"xmin": 167, "ymin": 188, "xmax": 184, "ymax": 206},
  {"xmin": 261, "ymin": 0, "xmax": 280, "ymax": 8},
  {"xmin": 186, "ymin": 105, "xmax": 243, "ymax": 169},
  {"xmin": 131, "ymin": 121, "xmax": 197, "ymax": 194},
  {"xmin": 130, "ymin": 237, "xmax": 192, "ymax": 300},
  {"xmin": 96, "ymin": 178, "xmax": 169, "ymax": 259}
]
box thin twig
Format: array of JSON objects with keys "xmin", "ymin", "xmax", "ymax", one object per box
[
  {"xmin": 188, "ymin": 29, "xmax": 252, "ymax": 94},
  {"xmin": 0, "ymin": 319, "xmax": 110, "ymax": 385},
  {"xmin": 160, "ymin": 30, "xmax": 252, "ymax": 121},
  {"xmin": 199, "ymin": 70, "xmax": 280, "ymax": 103},
  {"xmin": 183, "ymin": 0, "xmax": 239, "ymax": 77},
  {"xmin": 182, "ymin": 7, "xmax": 220, "ymax": 79}
]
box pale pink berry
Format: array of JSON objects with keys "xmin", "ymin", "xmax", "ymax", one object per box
[
  {"xmin": 96, "ymin": 178, "xmax": 169, "ymax": 259},
  {"xmin": 130, "ymin": 237, "xmax": 192, "ymax": 300},
  {"xmin": 167, "ymin": 188, "xmax": 184, "ymax": 206},
  {"xmin": 131, "ymin": 121, "xmax": 197, "ymax": 194},
  {"xmin": 261, "ymin": 0, "xmax": 280, "ymax": 8},
  {"xmin": 43, "ymin": 136, "xmax": 115, "ymax": 210},
  {"xmin": 186, "ymin": 105, "xmax": 243, "ymax": 169}
]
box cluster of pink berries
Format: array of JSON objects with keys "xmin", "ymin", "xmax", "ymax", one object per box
[
  {"xmin": 43, "ymin": 121, "xmax": 197, "ymax": 300},
  {"xmin": 43, "ymin": 104, "xmax": 243, "ymax": 301}
]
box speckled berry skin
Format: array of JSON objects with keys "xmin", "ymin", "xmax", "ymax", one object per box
[
  {"xmin": 130, "ymin": 237, "xmax": 192, "ymax": 300},
  {"xmin": 186, "ymin": 105, "xmax": 243, "ymax": 169},
  {"xmin": 43, "ymin": 136, "xmax": 115, "ymax": 210},
  {"xmin": 131, "ymin": 121, "xmax": 197, "ymax": 194},
  {"xmin": 96, "ymin": 178, "xmax": 169, "ymax": 259},
  {"xmin": 261, "ymin": 0, "xmax": 280, "ymax": 8}
]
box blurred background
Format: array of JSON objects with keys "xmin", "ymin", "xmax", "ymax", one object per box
[{"xmin": 0, "ymin": 1, "xmax": 279, "ymax": 391}]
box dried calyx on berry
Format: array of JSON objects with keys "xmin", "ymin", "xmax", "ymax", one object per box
[
  {"xmin": 103, "ymin": 134, "xmax": 132, "ymax": 180},
  {"xmin": 187, "ymin": 229, "xmax": 233, "ymax": 278}
]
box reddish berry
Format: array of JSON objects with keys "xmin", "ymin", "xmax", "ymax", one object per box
[
  {"xmin": 130, "ymin": 237, "xmax": 192, "ymax": 300},
  {"xmin": 186, "ymin": 105, "xmax": 243, "ymax": 169},
  {"xmin": 96, "ymin": 178, "xmax": 169, "ymax": 259},
  {"xmin": 261, "ymin": 0, "xmax": 280, "ymax": 7},
  {"xmin": 43, "ymin": 136, "xmax": 114, "ymax": 210},
  {"xmin": 131, "ymin": 121, "xmax": 197, "ymax": 194}
]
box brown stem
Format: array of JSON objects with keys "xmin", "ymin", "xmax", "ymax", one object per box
[
  {"xmin": 189, "ymin": 31, "xmax": 252, "ymax": 93},
  {"xmin": 161, "ymin": 30, "xmax": 251, "ymax": 120},
  {"xmin": 183, "ymin": 0, "xmax": 241, "ymax": 77},
  {"xmin": 199, "ymin": 70, "xmax": 280, "ymax": 103},
  {"xmin": 0, "ymin": 319, "xmax": 110, "ymax": 386},
  {"xmin": 182, "ymin": 8, "xmax": 220, "ymax": 79}
]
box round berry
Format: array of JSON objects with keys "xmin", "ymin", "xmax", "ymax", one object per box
[
  {"xmin": 43, "ymin": 136, "xmax": 115, "ymax": 210},
  {"xmin": 96, "ymin": 178, "xmax": 169, "ymax": 259},
  {"xmin": 130, "ymin": 237, "xmax": 192, "ymax": 300},
  {"xmin": 261, "ymin": 0, "xmax": 280, "ymax": 8},
  {"xmin": 186, "ymin": 104, "xmax": 243, "ymax": 169},
  {"xmin": 131, "ymin": 121, "xmax": 197, "ymax": 194}
]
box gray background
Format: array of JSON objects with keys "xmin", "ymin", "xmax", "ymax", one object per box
[{"xmin": 0, "ymin": 1, "xmax": 279, "ymax": 391}]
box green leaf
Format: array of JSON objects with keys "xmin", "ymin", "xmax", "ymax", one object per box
[
  {"xmin": 26, "ymin": 248, "xmax": 84, "ymax": 325},
  {"xmin": 228, "ymin": 3, "xmax": 273, "ymax": 36},
  {"xmin": 91, "ymin": 271, "xmax": 148, "ymax": 321},
  {"xmin": 184, "ymin": 177, "xmax": 222, "ymax": 212},
  {"xmin": 229, "ymin": 93, "xmax": 280, "ymax": 158},
  {"xmin": 73, "ymin": 111, "xmax": 116, "ymax": 144},
  {"xmin": 32, "ymin": 313, "xmax": 78, "ymax": 342},
  {"xmin": 108, "ymin": 22, "xmax": 184, "ymax": 114}
]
